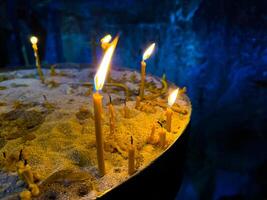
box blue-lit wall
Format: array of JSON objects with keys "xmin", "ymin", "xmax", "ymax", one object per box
[{"xmin": 0, "ymin": 0, "xmax": 267, "ymax": 199}]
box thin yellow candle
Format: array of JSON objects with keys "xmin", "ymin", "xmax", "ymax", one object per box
[
  {"xmin": 30, "ymin": 36, "xmax": 45, "ymax": 83},
  {"xmin": 128, "ymin": 136, "xmax": 135, "ymax": 175},
  {"xmin": 93, "ymin": 36, "xmax": 119, "ymax": 176},
  {"xmin": 139, "ymin": 43, "xmax": 155, "ymax": 99},
  {"xmin": 135, "ymin": 96, "xmax": 141, "ymax": 109},
  {"xmin": 159, "ymin": 129, "xmax": 166, "ymax": 148},
  {"xmin": 147, "ymin": 123, "xmax": 156, "ymax": 144},
  {"xmin": 166, "ymin": 88, "xmax": 179, "ymax": 132},
  {"xmin": 123, "ymin": 99, "xmax": 129, "ymax": 118}
]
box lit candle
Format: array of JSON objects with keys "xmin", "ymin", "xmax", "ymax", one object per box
[
  {"xmin": 128, "ymin": 136, "xmax": 135, "ymax": 175},
  {"xmin": 166, "ymin": 89, "xmax": 179, "ymax": 132},
  {"xmin": 108, "ymin": 95, "xmax": 115, "ymax": 135},
  {"xmin": 30, "ymin": 36, "xmax": 45, "ymax": 83},
  {"xmin": 93, "ymin": 36, "xmax": 119, "ymax": 176},
  {"xmin": 139, "ymin": 43, "xmax": 155, "ymax": 99}
]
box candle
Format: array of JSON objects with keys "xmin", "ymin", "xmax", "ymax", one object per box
[
  {"xmin": 30, "ymin": 36, "xmax": 45, "ymax": 83},
  {"xmin": 147, "ymin": 124, "xmax": 156, "ymax": 144},
  {"xmin": 17, "ymin": 160, "xmax": 34, "ymax": 185},
  {"xmin": 123, "ymin": 98, "xmax": 129, "ymax": 118},
  {"xmin": 135, "ymin": 96, "xmax": 141, "ymax": 109},
  {"xmin": 159, "ymin": 129, "xmax": 166, "ymax": 148},
  {"xmin": 108, "ymin": 95, "xmax": 115, "ymax": 135},
  {"xmin": 93, "ymin": 35, "xmax": 119, "ymax": 176},
  {"xmin": 166, "ymin": 89, "xmax": 179, "ymax": 132},
  {"xmin": 128, "ymin": 136, "xmax": 135, "ymax": 175},
  {"xmin": 139, "ymin": 43, "xmax": 155, "ymax": 99},
  {"xmin": 93, "ymin": 92, "xmax": 105, "ymax": 175}
]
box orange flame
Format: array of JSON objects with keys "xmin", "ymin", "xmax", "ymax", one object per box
[
  {"xmin": 168, "ymin": 88, "xmax": 179, "ymax": 107},
  {"xmin": 94, "ymin": 36, "xmax": 119, "ymax": 91},
  {"xmin": 142, "ymin": 43, "xmax": 155, "ymax": 61}
]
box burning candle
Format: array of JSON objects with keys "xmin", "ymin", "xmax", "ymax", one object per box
[
  {"xmin": 93, "ymin": 36, "xmax": 119, "ymax": 176},
  {"xmin": 128, "ymin": 136, "xmax": 135, "ymax": 175},
  {"xmin": 139, "ymin": 43, "xmax": 155, "ymax": 99},
  {"xmin": 30, "ymin": 36, "xmax": 45, "ymax": 83},
  {"xmin": 166, "ymin": 89, "xmax": 179, "ymax": 132}
]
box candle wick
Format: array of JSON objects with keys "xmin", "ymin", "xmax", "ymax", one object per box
[
  {"xmin": 24, "ymin": 159, "xmax": 27, "ymax": 166},
  {"xmin": 108, "ymin": 94, "xmax": 112, "ymax": 104},
  {"xmin": 124, "ymin": 98, "xmax": 127, "ymax": 106},
  {"xmin": 3, "ymin": 152, "xmax": 6, "ymax": 159},
  {"xmin": 19, "ymin": 149, "xmax": 23, "ymax": 161},
  {"xmin": 157, "ymin": 121, "xmax": 163, "ymax": 127},
  {"xmin": 43, "ymin": 95, "xmax": 47, "ymax": 101},
  {"xmin": 130, "ymin": 136, "xmax": 133, "ymax": 145}
]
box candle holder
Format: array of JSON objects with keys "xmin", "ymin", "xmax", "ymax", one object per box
[{"xmin": 30, "ymin": 36, "xmax": 45, "ymax": 83}]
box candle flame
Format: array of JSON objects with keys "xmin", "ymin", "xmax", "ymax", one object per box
[
  {"xmin": 142, "ymin": 43, "xmax": 155, "ymax": 61},
  {"xmin": 101, "ymin": 34, "xmax": 112, "ymax": 44},
  {"xmin": 168, "ymin": 88, "xmax": 179, "ymax": 107},
  {"xmin": 30, "ymin": 36, "xmax": 38, "ymax": 44},
  {"xmin": 94, "ymin": 36, "xmax": 119, "ymax": 91}
]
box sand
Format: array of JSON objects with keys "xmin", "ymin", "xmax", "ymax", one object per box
[{"xmin": 0, "ymin": 66, "xmax": 191, "ymax": 199}]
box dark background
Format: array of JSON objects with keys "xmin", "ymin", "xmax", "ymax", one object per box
[{"xmin": 0, "ymin": 0, "xmax": 267, "ymax": 199}]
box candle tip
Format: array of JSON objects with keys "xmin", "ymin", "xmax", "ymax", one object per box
[{"xmin": 108, "ymin": 94, "xmax": 112, "ymax": 104}]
